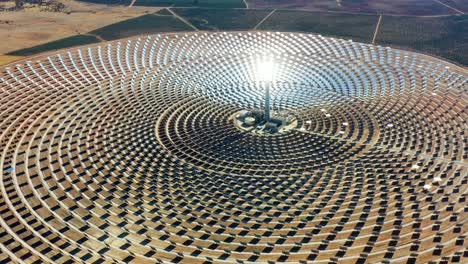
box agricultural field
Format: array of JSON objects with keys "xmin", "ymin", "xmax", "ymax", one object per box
[
  {"xmin": 246, "ymin": 0, "xmax": 340, "ymax": 11},
  {"xmin": 74, "ymin": 0, "xmax": 131, "ymax": 5},
  {"xmin": 0, "ymin": 0, "xmax": 162, "ymax": 54},
  {"xmin": 3, "ymin": 0, "xmax": 467, "ymax": 66},
  {"xmin": 258, "ymin": 10, "xmax": 379, "ymax": 44},
  {"xmin": 71, "ymin": 0, "xmax": 463, "ymax": 15},
  {"xmin": 247, "ymin": 0, "xmax": 460, "ymax": 15},
  {"xmin": 8, "ymin": 35, "xmax": 101, "ymax": 56},
  {"xmin": 173, "ymin": 8, "xmax": 271, "ymax": 31},
  {"xmin": 339, "ymin": 0, "xmax": 458, "ymax": 16},
  {"xmin": 77, "ymin": 0, "xmax": 246, "ymax": 8},
  {"xmin": 89, "ymin": 13, "xmax": 192, "ymax": 41},
  {"xmin": 156, "ymin": 7, "xmax": 173, "ymax": 15},
  {"xmin": 439, "ymin": 0, "xmax": 468, "ymax": 13},
  {"xmin": 376, "ymin": 15, "xmax": 468, "ymax": 66},
  {"xmin": 136, "ymin": 0, "xmax": 245, "ymax": 8}
]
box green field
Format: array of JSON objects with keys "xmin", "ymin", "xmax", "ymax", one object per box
[
  {"xmin": 155, "ymin": 8, "xmax": 173, "ymax": 16},
  {"xmin": 89, "ymin": 13, "xmax": 192, "ymax": 41},
  {"xmin": 439, "ymin": 0, "xmax": 467, "ymax": 13},
  {"xmin": 133, "ymin": 0, "xmax": 245, "ymax": 8},
  {"xmin": 75, "ymin": 0, "xmax": 131, "ymax": 5},
  {"xmin": 8, "ymin": 35, "xmax": 101, "ymax": 56},
  {"xmin": 76, "ymin": 0, "xmax": 245, "ymax": 7},
  {"xmin": 376, "ymin": 15, "xmax": 467, "ymax": 66},
  {"xmin": 258, "ymin": 10, "xmax": 379, "ymax": 44},
  {"xmin": 6, "ymin": 9, "xmax": 467, "ymax": 66},
  {"xmin": 173, "ymin": 8, "xmax": 271, "ymax": 31}
]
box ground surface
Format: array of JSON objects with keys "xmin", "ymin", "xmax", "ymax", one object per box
[
  {"xmin": 88, "ymin": 12, "xmax": 191, "ymax": 41},
  {"xmin": 134, "ymin": 0, "xmax": 246, "ymax": 8},
  {"xmin": 0, "ymin": 31, "xmax": 466, "ymax": 264},
  {"xmin": 376, "ymin": 15, "xmax": 468, "ymax": 66},
  {"xmin": 73, "ymin": 0, "xmax": 463, "ymax": 15},
  {"xmin": 0, "ymin": 55, "xmax": 25, "ymax": 65},
  {"xmin": 174, "ymin": 8, "xmax": 272, "ymax": 30},
  {"xmin": 1, "ymin": 0, "xmax": 467, "ymax": 66},
  {"xmin": 76, "ymin": 0, "xmax": 246, "ymax": 8},
  {"xmin": 247, "ymin": 0, "xmax": 461, "ymax": 15},
  {"xmin": 8, "ymin": 35, "xmax": 101, "ymax": 56},
  {"xmin": 0, "ymin": 0, "xmax": 162, "ymax": 54},
  {"xmin": 440, "ymin": 0, "xmax": 468, "ymax": 13},
  {"xmin": 257, "ymin": 10, "xmax": 379, "ymax": 43}
]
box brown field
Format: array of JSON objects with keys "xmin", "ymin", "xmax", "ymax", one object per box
[
  {"xmin": 0, "ymin": 0, "xmax": 162, "ymax": 54},
  {"xmin": 0, "ymin": 55, "xmax": 25, "ymax": 66}
]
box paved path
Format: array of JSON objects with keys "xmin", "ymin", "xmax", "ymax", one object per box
[
  {"xmin": 253, "ymin": 9, "xmax": 276, "ymax": 30},
  {"xmin": 433, "ymin": 0, "xmax": 464, "ymax": 15},
  {"xmin": 167, "ymin": 8, "xmax": 199, "ymax": 31},
  {"xmin": 372, "ymin": 15, "xmax": 382, "ymax": 45}
]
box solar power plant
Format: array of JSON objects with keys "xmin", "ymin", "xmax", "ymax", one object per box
[{"xmin": 0, "ymin": 31, "xmax": 467, "ymax": 263}]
